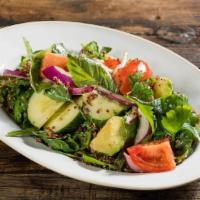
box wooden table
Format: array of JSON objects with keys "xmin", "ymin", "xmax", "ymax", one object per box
[{"xmin": 0, "ymin": 0, "xmax": 200, "ymax": 199}]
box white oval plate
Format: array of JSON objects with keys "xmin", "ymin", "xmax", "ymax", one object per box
[{"xmin": 0, "ymin": 21, "xmax": 199, "ymax": 190}]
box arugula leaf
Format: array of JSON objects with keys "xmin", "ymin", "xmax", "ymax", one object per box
[
  {"xmin": 81, "ymin": 41, "xmax": 112, "ymax": 59},
  {"xmin": 23, "ymin": 37, "xmax": 33, "ymax": 58},
  {"xmin": 7, "ymin": 128, "xmax": 36, "ymax": 137},
  {"xmin": 82, "ymin": 154, "xmax": 115, "ymax": 170},
  {"xmin": 43, "ymin": 84, "xmax": 71, "ymax": 102},
  {"xmin": 161, "ymin": 105, "xmax": 192, "ymax": 135},
  {"xmin": 129, "ymin": 72, "xmax": 154, "ymax": 102},
  {"xmin": 67, "ymin": 55, "xmax": 118, "ymax": 92}
]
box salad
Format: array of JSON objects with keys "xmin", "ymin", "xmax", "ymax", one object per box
[{"xmin": 0, "ymin": 39, "xmax": 199, "ymax": 173}]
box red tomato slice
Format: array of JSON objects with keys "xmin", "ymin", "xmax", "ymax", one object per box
[
  {"xmin": 104, "ymin": 58, "xmax": 121, "ymax": 69},
  {"xmin": 113, "ymin": 59, "xmax": 152, "ymax": 94},
  {"xmin": 41, "ymin": 52, "xmax": 68, "ymax": 78},
  {"xmin": 127, "ymin": 139, "xmax": 176, "ymax": 172}
]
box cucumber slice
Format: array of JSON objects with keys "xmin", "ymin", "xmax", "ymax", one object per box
[
  {"xmin": 82, "ymin": 91, "xmax": 127, "ymax": 127},
  {"xmin": 45, "ymin": 102, "xmax": 83, "ymax": 133},
  {"xmin": 90, "ymin": 116, "xmax": 127, "ymax": 156},
  {"xmin": 28, "ymin": 91, "xmax": 64, "ymax": 128}
]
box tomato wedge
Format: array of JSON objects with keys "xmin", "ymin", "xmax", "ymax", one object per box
[
  {"xmin": 40, "ymin": 52, "xmax": 68, "ymax": 77},
  {"xmin": 113, "ymin": 59, "xmax": 152, "ymax": 94},
  {"xmin": 104, "ymin": 57, "xmax": 121, "ymax": 69},
  {"xmin": 127, "ymin": 139, "xmax": 176, "ymax": 172}
]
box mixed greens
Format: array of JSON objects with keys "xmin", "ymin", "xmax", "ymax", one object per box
[{"xmin": 1, "ymin": 40, "xmax": 199, "ymax": 173}]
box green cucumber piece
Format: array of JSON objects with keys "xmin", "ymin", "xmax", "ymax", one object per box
[
  {"xmin": 82, "ymin": 91, "xmax": 127, "ymax": 127},
  {"xmin": 45, "ymin": 102, "xmax": 83, "ymax": 133},
  {"xmin": 90, "ymin": 116, "xmax": 127, "ymax": 156},
  {"xmin": 28, "ymin": 91, "xmax": 64, "ymax": 128}
]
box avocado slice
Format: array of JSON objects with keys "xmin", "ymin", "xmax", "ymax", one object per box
[
  {"xmin": 153, "ymin": 76, "xmax": 173, "ymax": 98},
  {"xmin": 90, "ymin": 116, "xmax": 127, "ymax": 156}
]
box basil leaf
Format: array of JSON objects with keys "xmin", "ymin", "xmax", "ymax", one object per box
[{"xmin": 67, "ymin": 55, "xmax": 118, "ymax": 92}]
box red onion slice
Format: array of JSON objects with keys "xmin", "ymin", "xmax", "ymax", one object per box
[
  {"xmin": 3, "ymin": 69, "xmax": 28, "ymax": 79},
  {"xmin": 95, "ymin": 86, "xmax": 135, "ymax": 107},
  {"xmin": 124, "ymin": 152, "xmax": 144, "ymax": 173},
  {"xmin": 69, "ymin": 86, "xmax": 94, "ymax": 95},
  {"xmin": 134, "ymin": 109, "xmax": 151, "ymax": 144},
  {"xmin": 42, "ymin": 66, "xmax": 75, "ymax": 87}
]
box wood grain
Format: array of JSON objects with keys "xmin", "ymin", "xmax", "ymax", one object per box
[{"xmin": 0, "ymin": 0, "xmax": 200, "ymax": 199}]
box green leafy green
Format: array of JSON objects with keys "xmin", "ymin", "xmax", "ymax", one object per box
[
  {"xmin": 0, "ymin": 77, "xmax": 30, "ymax": 114},
  {"xmin": 7, "ymin": 128, "xmax": 36, "ymax": 137},
  {"xmin": 82, "ymin": 154, "xmax": 115, "ymax": 170},
  {"xmin": 153, "ymin": 93, "xmax": 188, "ymax": 115},
  {"xmin": 43, "ymin": 84, "xmax": 71, "ymax": 102},
  {"xmin": 181, "ymin": 123, "xmax": 200, "ymax": 142},
  {"xmin": 22, "ymin": 38, "xmax": 46, "ymax": 91},
  {"xmin": 67, "ymin": 55, "xmax": 118, "ymax": 92},
  {"xmin": 129, "ymin": 72, "xmax": 154, "ymax": 102},
  {"xmin": 50, "ymin": 43, "xmax": 68, "ymax": 55},
  {"xmin": 23, "ymin": 37, "xmax": 33, "ymax": 59},
  {"xmin": 127, "ymin": 96, "xmax": 155, "ymax": 132},
  {"xmin": 81, "ymin": 41, "xmax": 112, "ymax": 59},
  {"xmin": 174, "ymin": 126, "xmax": 198, "ymax": 164},
  {"xmin": 13, "ymin": 89, "xmax": 33, "ymax": 127},
  {"xmin": 161, "ymin": 105, "xmax": 192, "ymax": 135}
]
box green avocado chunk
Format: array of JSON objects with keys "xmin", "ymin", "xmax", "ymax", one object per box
[
  {"xmin": 153, "ymin": 76, "xmax": 173, "ymax": 98},
  {"xmin": 90, "ymin": 116, "xmax": 127, "ymax": 156}
]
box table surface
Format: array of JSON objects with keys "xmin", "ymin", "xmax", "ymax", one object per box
[{"xmin": 0, "ymin": 0, "xmax": 200, "ymax": 199}]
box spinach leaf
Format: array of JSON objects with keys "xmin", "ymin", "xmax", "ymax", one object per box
[
  {"xmin": 161, "ymin": 105, "xmax": 192, "ymax": 136},
  {"xmin": 67, "ymin": 55, "xmax": 118, "ymax": 92},
  {"xmin": 73, "ymin": 120, "xmax": 96, "ymax": 150},
  {"xmin": 43, "ymin": 84, "xmax": 71, "ymax": 102},
  {"xmin": 174, "ymin": 128, "xmax": 198, "ymax": 164},
  {"xmin": 36, "ymin": 131, "xmax": 79, "ymax": 153},
  {"xmin": 81, "ymin": 41, "xmax": 112, "ymax": 59}
]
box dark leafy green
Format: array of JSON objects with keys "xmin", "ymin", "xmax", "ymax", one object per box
[
  {"xmin": 82, "ymin": 154, "xmax": 115, "ymax": 170},
  {"xmin": 0, "ymin": 77, "xmax": 30, "ymax": 114},
  {"xmin": 81, "ymin": 41, "xmax": 112, "ymax": 59},
  {"xmin": 67, "ymin": 55, "xmax": 118, "ymax": 92},
  {"xmin": 13, "ymin": 89, "xmax": 33, "ymax": 127},
  {"xmin": 174, "ymin": 124, "xmax": 199, "ymax": 164}
]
